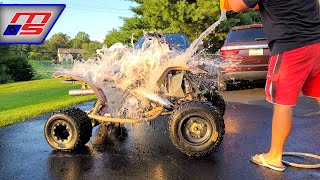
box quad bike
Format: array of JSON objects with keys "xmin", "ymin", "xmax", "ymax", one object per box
[{"xmin": 44, "ymin": 66, "xmax": 226, "ymax": 156}]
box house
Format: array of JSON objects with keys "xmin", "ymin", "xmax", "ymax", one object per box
[{"xmin": 57, "ymin": 48, "xmax": 84, "ymax": 63}]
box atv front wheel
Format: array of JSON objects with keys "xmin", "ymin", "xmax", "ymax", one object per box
[
  {"xmin": 204, "ymin": 91, "xmax": 226, "ymax": 116},
  {"xmin": 168, "ymin": 101, "xmax": 225, "ymax": 156},
  {"xmin": 44, "ymin": 108, "xmax": 92, "ymax": 151}
]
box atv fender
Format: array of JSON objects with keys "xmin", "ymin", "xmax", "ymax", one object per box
[{"xmin": 53, "ymin": 72, "xmax": 107, "ymax": 104}]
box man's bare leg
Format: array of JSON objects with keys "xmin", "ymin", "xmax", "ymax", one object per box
[
  {"xmin": 253, "ymin": 97, "xmax": 319, "ymax": 168},
  {"xmin": 315, "ymin": 97, "xmax": 320, "ymax": 104},
  {"xmin": 252, "ymin": 104, "xmax": 293, "ymax": 167}
]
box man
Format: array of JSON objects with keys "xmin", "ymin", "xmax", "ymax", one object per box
[{"xmin": 227, "ymin": 0, "xmax": 320, "ymax": 171}]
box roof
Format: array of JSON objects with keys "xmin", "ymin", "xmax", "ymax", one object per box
[{"xmin": 58, "ymin": 48, "xmax": 84, "ymax": 54}]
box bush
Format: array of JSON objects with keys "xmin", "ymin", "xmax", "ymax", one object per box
[
  {"xmin": 0, "ymin": 56, "xmax": 34, "ymax": 83},
  {"xmin": 6, "ymin": 56, "xmax": 34, "ymax": 82},
  {"xmin": 28, "ymin": 52, "xmax": 43, "ymax": 60},
  {"xmin": 0, "ymin": 69, "xmax": 13, "ymax": 84}
]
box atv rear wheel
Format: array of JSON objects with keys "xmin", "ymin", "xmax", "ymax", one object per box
[
  {"xmin": 44, "ymin": 108, "xmax": 92, "ymax": 151},
  {"xmin": 168, "ymin": 101, "xmax": 225, "ymax": 156}
]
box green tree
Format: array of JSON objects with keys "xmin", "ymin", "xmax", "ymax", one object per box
[
  {"xmin": 104, "ymin": 28, "xmax": 138, "ymax": 48},
  {"xmin": 104, "ymin": 16, "xmax": 147, "ymax": 47},
  {"xmin": 47, "ymin": 32, "xmax": 71, "ymax": 49},
  {"xmin": 9, "ymin": 45, "xmax": 31, "ymax": 58},
  {"xmin": 0, "ymin": 45, "xmax": 34, "ymax": 84},
  {"xmin": 2, "ymin": 56, "xmax": 34, "ymax": 82},
  {"xmin": 28, "ymin": 45, "xmax": 45, "ymax": 60},
  {"xmin": 0, "ymin": 45, "xmax": 13, "ymax": 83},
  {"xmin": 71, "ymin": 31, "xmax": 91, "ymax": 49},
  {"xmin": 82, "ymin": 41, "xmax": 102, "ymax": 60},
  {"xmin": 28, "ymin": 52, "xmax": 42, "ymax": 60},
  {"xmin": 43, "ymin": 33, "xmax": 71, "ymax": 60},
  {"xmin": 204, "ymin": 10, "xmax": 262, "ymax": 52},
  {"xmin": 106, "ymin": 0, "xmax": 261, "ymax": 52}
]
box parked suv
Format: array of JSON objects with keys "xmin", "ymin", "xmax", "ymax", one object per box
[
  {"xmin": 218, "ymin": 24, "xmax": 270, "ymax": 91},
  {"xmin": 135, "ymin": 32, "xmax": 190, "ymax": 51}
]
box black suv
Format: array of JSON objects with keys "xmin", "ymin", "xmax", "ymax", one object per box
[{"xmin": 135, "ymin": 32, "xmax": 190, "ymax": 51}]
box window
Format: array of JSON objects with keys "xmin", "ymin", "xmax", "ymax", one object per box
[
  {"xmin": 226, "ymin": 28, "xmax": 266, "ymax": 43},
  {"xmin": 135, "ymin": 33, "xmax": 190, "ymax": 51}
]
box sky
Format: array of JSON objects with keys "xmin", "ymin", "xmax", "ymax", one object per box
[{"xmin": 1, "ymin": 0, "xmax": 138, "ymax": 42}]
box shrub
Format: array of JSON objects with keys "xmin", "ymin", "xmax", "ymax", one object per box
[
  {"xmin": 6, "ymin": 56, "xmax": 34, "ymax": 82},
  {"xmin": 0, "ymin": 68, "xmax": 13, "ymax": 84},
  {"xmin": 0, "ymin": 56, "xmax": 34, "ymax": 83}
]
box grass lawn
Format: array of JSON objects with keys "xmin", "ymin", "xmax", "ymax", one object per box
[
  {"xmin": 0, "ymin": 78, "xmax": 96, "ymax": 127},
  {"xmin": 29, "ymin": 60, "xmax": 73, "ymax": 79}
]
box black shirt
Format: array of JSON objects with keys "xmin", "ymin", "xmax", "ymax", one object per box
[{"xmin": 242, "ymin": 0, "xmax": 320, "ymax": 55}]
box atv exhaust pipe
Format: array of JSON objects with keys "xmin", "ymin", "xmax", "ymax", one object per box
[
  {"xmin": 69, "ymin": 89, "xmax": 95, "ymax": 96},
  {"xmin": 134, "ymin": 89, "xmax": 173, "ymax": 109}
]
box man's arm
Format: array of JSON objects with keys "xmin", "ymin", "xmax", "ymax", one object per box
[{"xmin": 228, "ymin": 0, "xmax": 250, "ymax": 12}]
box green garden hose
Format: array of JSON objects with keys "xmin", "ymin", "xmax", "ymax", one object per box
[{"xmin": 282, "ymin": 152, "xmax": 320, "ymax": 169}]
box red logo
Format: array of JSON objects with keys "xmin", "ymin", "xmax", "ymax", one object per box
[
  {"xmin": 1, "ymin": 4, "xmax": 65, "ymax": 44},
  {"xmin": 5, "ymin": 12, "xmax": 52, "ymax": 35}
]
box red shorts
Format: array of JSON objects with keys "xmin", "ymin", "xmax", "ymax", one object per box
[{"xmin": 265, "ymin": 42, "xmax": 320, "ymax": 106}]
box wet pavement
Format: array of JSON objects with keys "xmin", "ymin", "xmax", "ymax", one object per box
[{"xmin": 0, "ymin": 88, "xmax": 319, "ymax": 180}]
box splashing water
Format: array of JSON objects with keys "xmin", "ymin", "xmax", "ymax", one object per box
[
  {"xmin": 61, "ymin": 11, "xmax": 227, "ymax": 119},
  {"xmin": 184, "ymin": 10, "xmax": 226, "ymax": 62}
]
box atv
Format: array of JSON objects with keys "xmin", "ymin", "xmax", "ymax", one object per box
[{"xmin": 44, "ymin": 66, "xmax": 225, "ymax": 157}]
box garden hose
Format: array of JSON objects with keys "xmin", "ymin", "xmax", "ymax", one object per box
[{"xmin": 282, "ymin": 152, "xmax": 320, "ymax": 169}]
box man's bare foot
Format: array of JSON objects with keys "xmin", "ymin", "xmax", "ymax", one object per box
[{"xmin": 251, "ymin": 154, "xmax": 285, "ymax": 171}]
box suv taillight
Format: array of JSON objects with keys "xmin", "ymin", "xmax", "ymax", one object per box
[{"xmin": 220, "ymin": 49, "xmax": 239, "ymax": 56}]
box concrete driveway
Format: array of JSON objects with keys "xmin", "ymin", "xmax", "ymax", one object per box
[{"xmin": 0, "ymin": 88, "xmax": 319, "ymax": 180}]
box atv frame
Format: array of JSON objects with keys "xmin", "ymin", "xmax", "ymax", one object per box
[{"xmin": 44, "ymin": 66, "xmax": 226, "ymax": 156}]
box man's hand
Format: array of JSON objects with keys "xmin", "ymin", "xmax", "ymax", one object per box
[
  {"xmin": 220, "ymin": 0, "xmax": 232, "ymax": 11},
  {"xmin": 221, "ymin": 0, "xmax": 259, "ymax": 12},
  {"xmin": 228, "ymin": 0, "xmax": 250, "ymax": 12}
]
